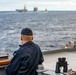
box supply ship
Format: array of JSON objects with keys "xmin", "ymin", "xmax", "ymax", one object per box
[{"xmin": 16, "ymin": 5, "xmax": 27, "ymax": 12}]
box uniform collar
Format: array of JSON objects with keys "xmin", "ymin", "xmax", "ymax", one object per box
[{"xmin": 19, "ymin": 41, "xmax": 33, "ymax": 47}]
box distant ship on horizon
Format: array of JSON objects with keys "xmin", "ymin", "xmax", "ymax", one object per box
[
  {"xmin": 45, "ymin": 9, "xmax": 48, "ymax": 12},
  {"xmin": 33, "ymin": 7, "xmax": 38, "ymax": 12},
  {"xmin": 16, "ymin": 5, "xmax": 27, "ymax": 12},
  {"xmin": 16, "ymin": 5, "xmax": 48, "ymax": 12}
]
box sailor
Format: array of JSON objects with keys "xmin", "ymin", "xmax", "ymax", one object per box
[
  {"xmin": 6, "ymin": 28, "xmax": 44, "ymax": 75},
  {"xmin": 64, "ymin": 40, "xmax": 76, "ymax": 49}
]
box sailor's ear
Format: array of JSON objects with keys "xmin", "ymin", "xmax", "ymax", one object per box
[
  {"xmin": 20, "ymin": 36, "xmax": 22, "ymax": 41},
  {"xmin": 32, "ymin": 36, "xmax": 34, "ymax": 40}
]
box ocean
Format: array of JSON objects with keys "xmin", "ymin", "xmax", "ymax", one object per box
[{"xmin": 0, "ymin": 11, "xmax": 76, "ymax": 56}]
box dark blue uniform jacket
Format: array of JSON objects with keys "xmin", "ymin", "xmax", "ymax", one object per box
[{"xmin": 6, "ymin": 41, "xmax": 44, "ymax": 75}]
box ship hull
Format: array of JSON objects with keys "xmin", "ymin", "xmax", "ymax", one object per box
[{"xmin": 16, "ymin": 9, "xmax": 27, "ymax": 12}]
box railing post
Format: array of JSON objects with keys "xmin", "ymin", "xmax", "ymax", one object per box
[{"xmin": 36, "ymin": 64, "xmax": 45, "ymax": 75}]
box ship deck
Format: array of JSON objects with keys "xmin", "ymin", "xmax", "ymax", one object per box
[
  {"xmin": 0, "ymin": 48, "xmax": 76, "ymax": 75},
  {"xmin": 43, "ymin": 49, "xmax": 76, "ymax": 71}
]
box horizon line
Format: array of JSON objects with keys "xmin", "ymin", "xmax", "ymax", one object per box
[{"xmin": 0, "ymin": 10, "xmax": 76, "ymax": 12}]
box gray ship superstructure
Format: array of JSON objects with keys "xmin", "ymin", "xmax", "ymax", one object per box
[
  {"xmin": 16, "ymin": 5, "xmax": 27, "ymax": 12},
  {"xmin": 33, "ymin": 7, "xmax": 38, "ymax": 12}
]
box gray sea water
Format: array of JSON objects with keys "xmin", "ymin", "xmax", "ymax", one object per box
[{"xmin": 0, "ymin": 11, "xmax": 76, "ymax": 56}]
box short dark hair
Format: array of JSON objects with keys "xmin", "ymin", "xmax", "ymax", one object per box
[{"xmin": 21, "ymin": 28, "xmax": 33, "ymax": 35}]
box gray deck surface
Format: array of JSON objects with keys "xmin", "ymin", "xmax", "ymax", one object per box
[
  {"xmin": 43, "ymin": 51, "xmax": 76, "ymax": 72},
  {"xmin": 0, "ymin": 50, "xmax": 76, "ymax": 75},
  {"xmin": 0, "ymin": 68, "xmax": 6, "ymax": 75}
]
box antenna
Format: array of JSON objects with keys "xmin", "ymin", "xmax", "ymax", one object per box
[{"xmin": 24, "ymin": 4, "xmax": 26, "ymax": 9}]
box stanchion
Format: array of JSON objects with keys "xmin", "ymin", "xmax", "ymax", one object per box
[{"xmin": 36, "ymin": 64, "xmax": 45, "ymax": 75}]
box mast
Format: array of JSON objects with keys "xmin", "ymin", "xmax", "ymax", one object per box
[
  {"xmin": 24, "ymin": 5, "xmax": 26, "ymax": 10},
  {"xmin": 24, "ymin": 4, "xmax": 27, "ymax": 11}
]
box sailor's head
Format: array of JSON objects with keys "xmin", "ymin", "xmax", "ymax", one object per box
[{"xmin": 21, "ymin": 28, "xmax": 34, "ymax": 44}]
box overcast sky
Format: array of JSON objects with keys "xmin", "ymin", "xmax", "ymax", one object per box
[{"xmin": 0, "ymin": 0, "xmax": 76, "ymax": 11}]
